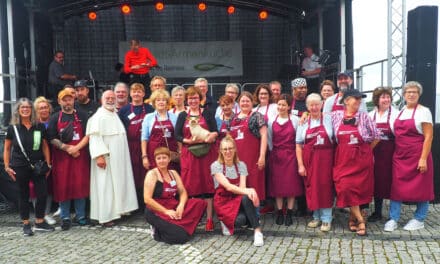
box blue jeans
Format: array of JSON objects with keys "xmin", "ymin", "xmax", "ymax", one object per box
[
  {"xmin": 312, "ymin": 208, "xmax": 333, "ymax": 223},
  {"xmin": 60, "ymin": 199, "xmax": 86, "ymax": 220},
  {"xmin": 389, "ymin": 200, "xmax": 429, "ymax": 222}
]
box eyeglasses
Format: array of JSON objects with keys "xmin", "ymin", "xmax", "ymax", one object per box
[
  {"xmin": 221, "ymin": 147, "xmax": 235, "ymax": 152},
  {"xmin": 20, "ymin": 106, "xmax": 32, "ymax": 109},
  {"xmin": 259, "ymin": 92, "xmax": 269, "ymax": 95},
  {"xmin": 187, "ymin": 97, "xmax": 200, "ymax": 101}
]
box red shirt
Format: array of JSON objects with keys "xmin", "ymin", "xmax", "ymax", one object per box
[{"xmin": 124, "ymin": 47, "xmax": 157, "ymax": 74}]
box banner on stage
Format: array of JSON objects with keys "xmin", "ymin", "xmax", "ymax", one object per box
[{"xmin": 119, "ymin": 41, "xmax": 243, "ymax": 78}]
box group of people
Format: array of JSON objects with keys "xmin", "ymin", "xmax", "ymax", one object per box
[{"xmin": 3, "ymin": 68, "xmax": 434, "ymax": 246}]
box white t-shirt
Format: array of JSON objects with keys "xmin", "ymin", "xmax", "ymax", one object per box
[
  {"xmin": 253, "ymin": 103, "xmax": 278, "ymax": 121},
  {"xmin": 391, "ymin": 105, "xmax": 433, "ymax": 134},
  {"xmin": 302, "ymin": 54, "xmax": 321, "ymax": 79}
]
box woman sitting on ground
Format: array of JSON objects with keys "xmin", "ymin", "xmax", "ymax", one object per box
[
  {"xmin": 144, "ymin": 147, "xmax": 207, "ymax": 244},
  {"xmin": 211, "ymin": 136, "xmax": 264, "ymax": 247}
]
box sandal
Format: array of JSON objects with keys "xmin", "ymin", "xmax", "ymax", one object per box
[
  {"xmin": 356, "ymin": 221, "xmax": 367, "ymax": 236},
  {"xmin": 348, "ymin": 217, "xmax": 358, "ymax": 232},
  {"xmin": 103, "ymin": 221, "xmax": 115, "ymax": 228}
]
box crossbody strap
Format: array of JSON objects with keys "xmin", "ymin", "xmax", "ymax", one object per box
[{"xmin": 13, "ymin": 125, "xmax": 34, "ymax": 168}]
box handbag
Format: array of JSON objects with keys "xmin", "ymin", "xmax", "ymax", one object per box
[
  {"xmin": 12, "ymin": 125, "xmax": 50, "ymax": 176},
  {"xmin": 188, "ymin": 143, "xmax": 211, "ymax": 157}
]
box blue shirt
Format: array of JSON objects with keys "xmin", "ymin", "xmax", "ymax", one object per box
[{"xmin": 141, "ymin": 111, "xmax": 177, "ymax": 141}]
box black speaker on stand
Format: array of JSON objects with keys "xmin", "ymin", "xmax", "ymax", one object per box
[{"xmin": 406, "ymin": 6, "xmax": 439, "ymax": 202}]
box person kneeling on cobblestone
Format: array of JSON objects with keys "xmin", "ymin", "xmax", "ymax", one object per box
[
  {"xmin": 144, "ymin": 147, "xmax": 207, "ymax": 244},
  {"xmin": 211, "ymin": 136, "xmax": 264, "ymax": 247}
]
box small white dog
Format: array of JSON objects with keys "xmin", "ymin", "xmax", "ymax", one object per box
[{"xmin": 188, "ymin": 117, "xmax": 210, "ymax": 141}]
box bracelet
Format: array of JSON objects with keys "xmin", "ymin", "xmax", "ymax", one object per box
[{"xmin": 142, "ymin": 155, "xmax": 148, "ymax": 159}]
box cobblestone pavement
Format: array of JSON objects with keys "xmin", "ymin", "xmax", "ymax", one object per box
[{"xmin": 1, "ymin": 202, "xmax": 439, "ymax": 263}]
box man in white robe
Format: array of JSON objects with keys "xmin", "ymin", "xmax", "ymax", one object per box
[{"xmin": 86, "ymin": 90, "xmax": 138, "ymax": 226}]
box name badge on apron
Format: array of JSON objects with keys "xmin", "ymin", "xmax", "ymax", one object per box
[
  {"xmin": 127, "ymin": 112, "xmax": 136, "ymax": 120},
  {"xmin": 169, "ymin": 180, "xmax": 176, "ymax": 187},
  {"xmin": 315, "ymin": 134, "xmax": 324, "ymax": 145},
  {"xmin": 235, "ymin": 129, "xmax": 244, "ymax": 140},
  {"xmin": 291, "ymin": 109, "xmax": 299, "ymax": 116},
  {"xmin": 349, "ymin": 134, "xmax": 359, "ymax": 145},
  {"xmin": 72, "ymin": 131, "xmax": 80, "ymax": 141},
  {"xmin": 163, "ymin": 128, "xmax": 172, "ymax": 138}
]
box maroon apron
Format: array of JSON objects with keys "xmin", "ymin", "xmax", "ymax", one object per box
[
  {"xmin": 333, "ymin": 116, "xmax": 373, "ymax": 207},
  {"xmin": 372, "ymin": 108, "xmax": 394, "ymax": 199},
  {"xmin": 147, "ymin": 114, "xmax": 179, "ymax": 170},
  {"xmin": 302, "ymin": 117, "xmax": 334, "ymax": 210},
  {"xmin": 127, "ymin": 104, "xmax": 147, "ymax": 188},
  {"xmin": 291, "ymin": 99, "xmax": 305, "ymax": 117},
  {"xmin": 213, "ymin": 164, "xmax": 243, "ymax": 234},
  {"xmin": 229, "ymin": 113, "xmax": 266, "ymax": 200},
  {"xmin": 147, "ymin": 171, "xmax": 207, "ymax": 235},
  {"xmin": 390, "ymin": 106, "xmax": 434, "ymax": 201},
  {"xmin": 331, "ymin": 94, "xmax": 344, "ymax": 112},
  {"xmin": 52, "ymin": 111, "xmax": 90, "ymax": 202},
  {"xmin": 180, "ymin": 111, "xmax": 216, "ymax": 196},
  {"xmin": 268, "ymin": 116, "xmax": 303, "ymax": 197}
]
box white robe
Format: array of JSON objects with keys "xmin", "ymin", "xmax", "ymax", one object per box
[{"xmin": 86, "ymin": 107, "xmax": 138, "ymax": 223}]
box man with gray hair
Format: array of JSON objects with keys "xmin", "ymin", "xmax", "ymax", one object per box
[
  {"xmin": 215, "ymin": 83, "xmax": 241, "ymax": 117},
  {"xmin": 194, "ymin": 77, "xmax": 217, "ymax": 110},
  {"xmin": 114, "ymin": 82, "xmax": 129, "ymax": 110},
  {"xmin": 86, "ymin": 90, "xmax": 138, "ymax": 227}
]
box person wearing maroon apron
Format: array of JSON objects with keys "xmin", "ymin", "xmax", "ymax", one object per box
[
  {"xmin": 296, "ymin": 93, "xmax": 334, "ymax": 232},
  {"xmin": 144, "ymin": 147, "xmax": 207, "ymax": 244},
  {"xmin": 141, "ymin": 90, "xmax": 179, "ymax": 172},
  {"xmin": 229, "ymin": 92, "xmax": 267, "ymax": 205},
  {"xmin": 211, "ymin": 136, "xmax": 264, "ymax": 247},
  {"xmin": 367, "ymin": 87, "xmax": 398, "ymax": 222},
  {"xmin": 47, "ymin": 89, "xmax": 91, "ymax": 230},
  {"xmin": 253, "ymin": 83, "xmax": 277, "ymax": 123},
  {"xmin": 215, "ymin": 95, "xmax": 236, "ymax": 143},
  {"xmin": 385, "ymin": 81, "xmax": 434, "ymax": 232},
  {"xmin": 174, "ymin": 86, "xmax": 218, "ymax": 231},
  {"xmin": 331, "ymin": 89, "xmax": 379, "ymax": 236},
  {"xmin": 267, "ymin": 94, "xmax": 301, "ymax": 226}
]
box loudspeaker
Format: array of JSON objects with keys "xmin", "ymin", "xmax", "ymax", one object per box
[{"xmin": 406, "ymin": 6, "xmax": 438, "ymax": 122}]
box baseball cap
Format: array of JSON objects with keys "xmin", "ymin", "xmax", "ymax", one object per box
[
  {"xmin": 58, "ymin": 89, "xmax": 74, "ymax": 100},
  {"xmin": 339, "ymin": 89, "xmax": 366, "ymax": 103},
  {"xmin": 337, "ymin": 70, "xmax": 353, "ymax": 79},
  {"xmin": 74, "ymin": 79, "xmax": 88, "ymax": 88}
]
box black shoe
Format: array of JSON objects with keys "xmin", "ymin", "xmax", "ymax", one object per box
[
  {"xmin": 34, "ymin": 221, "xmax": 55, "ymax": 232},
  {"xmin": 61, "ymin": 219, "xmax": 71, "ymax": 231},
  {"xmin": 367, "ymin": 212, "xmax": 382, "ymax": 222},
  {"xmin": 275, "ymin": 210, "xmax": 284, "ymax": 225},
  {"xmin": 285, "ymin": 209, "xmax": 293, "ymax": 226},
  {"xmin": 23, "ymin": 224, "xmax": 34, "ymax": 236}
]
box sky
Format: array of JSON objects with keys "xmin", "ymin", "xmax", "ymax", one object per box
[{"xmin": 352, "ymin": 0, "xmax": 440, "ymax": 92}]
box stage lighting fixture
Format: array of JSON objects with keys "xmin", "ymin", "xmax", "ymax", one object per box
[
  {"xmin": 155, "ymin": 2, "xmax": 164, "ymax": 12},
  {"xmin": 121, "ymin": 4, "xmax": 131, "ymax": 14},
  {"xmin": 227, "ymin": 5, "xmax": 235, "ymax": 15},
  {"xmin": 88, "ymin": 11, "xmax": 97, "ymax": 21},
  {"xmin": 258, "ymin": 10, "xmax": 268, "ymax": 20},
  {"xmin": 198, "ymin": 2, "xmax": 207, "ymax": 12}
]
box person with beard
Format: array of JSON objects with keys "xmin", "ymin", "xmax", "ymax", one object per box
[
  {"xmin": 47, "ymin": 89, "xmax": 90, "ymax": 230},
  {"xmin": 323, "ymin": 71, "xmax": 367, "ymax": 113},
  {"xmin": 74, "ymin": 80, "xmax": 99, "ymax": 118},
  {"xmin": 114, "ymin": 82, "xmax": 129, "ymax": 111},
  {"xmin": 87, "ymin": 90, "xmax": 138, "ymax": 227}
]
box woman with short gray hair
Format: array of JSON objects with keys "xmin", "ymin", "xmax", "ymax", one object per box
[{"xmin": 384, "ymin": 81, "xmax": 434, "ymax": 232}]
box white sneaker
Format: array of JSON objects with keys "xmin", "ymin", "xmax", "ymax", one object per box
[
  {"xmin": 307, "ymin": 219, "xmax": 321, "ymax": 228},
  {"xmin": 403, "ymin": 219, "xmax": 424, "ymax": 231},
  {"xmin": 44, "ymin": 215, "xmax": 56, "ymax": 225},
  {"xmin": 320, "ymin": 222, "xmax": 331, "ymax": 232},
  {"xmin": 253, "ymin": 231, "xmax": 264, "ymax": 247},
  {"xmin": 220, "ymin": 221, "xmax": 231, "ymax": 236},
  {"xmin": 52, "ymin": 208, "xmax": 61, "ymax": 217},
  {"xmin": 384, "ymin": 219, "xmax": 398, "ymax": 232}
]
